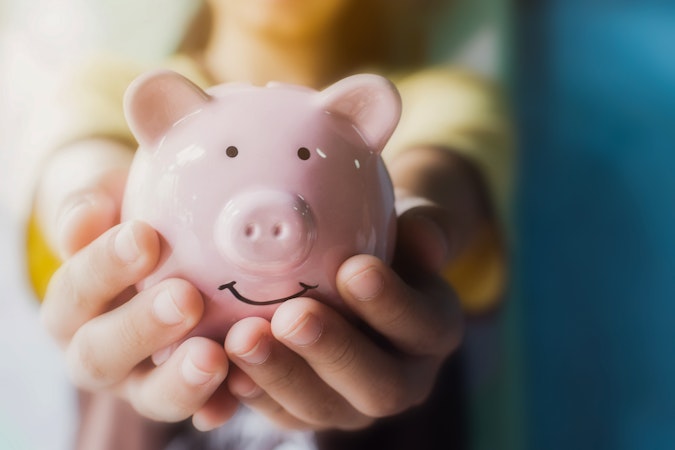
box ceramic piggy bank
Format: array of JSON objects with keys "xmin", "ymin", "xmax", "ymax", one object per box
[{"xmin": 121, "ymin": 70, "xmax": 401, "ymax": 340}]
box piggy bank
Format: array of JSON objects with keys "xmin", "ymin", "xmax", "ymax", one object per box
[{"xmin": 121, "ymin": 70, "xmax": 401, "ymax": 341}]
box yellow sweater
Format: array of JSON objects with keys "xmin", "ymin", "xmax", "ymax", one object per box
[{"xmin": 27, "ymin": 54, "xmax": 513, "ymax": 313}]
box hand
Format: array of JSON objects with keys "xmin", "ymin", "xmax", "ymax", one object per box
[
  {"xmin": 38, "ymin": 140, "xmax": 236, "ymax": 431},
  {"xmin": 222, "ymin": 148, "xmax": 476, "ymax": 431},
  {"xmin": 223, "ymin": 206, "xmax": 463, "ymax": 431}
]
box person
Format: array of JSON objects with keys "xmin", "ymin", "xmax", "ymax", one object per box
[{"xmin": 26, "ymin": 0, "xmax": 512, "ymax": 448}]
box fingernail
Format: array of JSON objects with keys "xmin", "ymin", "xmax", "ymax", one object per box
[
  {"xmin": 153, "ymin": 289, "xmax": 185, "ymax": 325},
  {"xmin": 192, "ymin": 414, "xmax": 212, "ymax": 432},
  {"xmin": 182, "ymin": 355, "xmax": 216, "ymax": 386},
  {"xmin": 237, "ymin": 337, "xmax": 271, "ymax": 365},
  {"xmin": 114, "ymin": 222, "xmax": 140, "ymax": 263},
  {"xmin": 57, "ymin": 195, "xmax": 94, "ymax": 234},
  {"xmin": 151, "ymin": 346, "xmax": 174, "ymax": 366},
  {"xmin": 236, "ymin": 378, "xmax": 263, "ymax": 399},
  {"xmin": 239, "ymin": 384, "xmax": 263, "ymax": 399},
  {"xmin": 414, "ymin": 215, "xmax": 450, "ymax": 269},
  {"xmin": 283, "ymin": 313, "xmax": 323, "ymax": 347},
  {"xmin": 56, "ymin": 195, "xmax": 97, "ymax": 257},
  {"xmin": 346, "ymin": 267, "xmax": 384, "ymax": 301}
]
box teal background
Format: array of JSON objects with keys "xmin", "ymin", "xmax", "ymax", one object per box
[{"xmin": 513, "ymin": 1, "xmax": 675, "ymax": 449}]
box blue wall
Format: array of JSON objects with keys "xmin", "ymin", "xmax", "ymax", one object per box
[{"xmin": 515, "ymin": 2, "xmax": 675, "ymax": 449}]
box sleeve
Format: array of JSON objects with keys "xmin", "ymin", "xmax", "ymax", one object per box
[
  {"xmin": 12, "ymin": 55, "xmax": 145, "ymax": 225},
  {"xmin": 384, "ymin": 67, "xmax": 515, "ymax": 313},
  {"xmin": 52, "ymin": 57, "xmax": 145, "ymax": 148}
]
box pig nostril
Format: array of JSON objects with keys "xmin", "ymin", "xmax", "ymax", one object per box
[
  {"xmin": 244, "ymin": 223, "xmax": 258, "ymax": 239},
  {"xmin": 272, "ymin": 223, "xmax": 284, "ymax": 239}
]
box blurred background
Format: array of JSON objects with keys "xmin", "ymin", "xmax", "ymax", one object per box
[
  {"xmin": 513, "ymin": 1, "xmax": 675, "ymax": 450},
  {"xmin": 1, "ymin": 0, "xmax": 674, "ymax": 449}
]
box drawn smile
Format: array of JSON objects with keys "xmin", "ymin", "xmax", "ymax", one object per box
[{"xmin": 218, "ymin": 281, "xmax": 318, "ymax": 306}]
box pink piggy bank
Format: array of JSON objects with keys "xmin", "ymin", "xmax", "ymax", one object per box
[{"xmin": 121, "ymin": 70, "xmax": 401, "ymax": 341}]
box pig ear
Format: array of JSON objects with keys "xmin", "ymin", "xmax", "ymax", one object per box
[
  {"xmin": 318, "ymin": 74, "xmax": 401, "ymax": 152},
  {"xmin": 124, "ymin": 70, "xmax": 210, "ymax": 148}
]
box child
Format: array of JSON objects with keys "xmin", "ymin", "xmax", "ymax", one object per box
[{"xmin": 29, "ymin": 0, "xmax": 512, "ymax": 448}]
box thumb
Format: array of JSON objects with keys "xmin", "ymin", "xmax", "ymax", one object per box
[
  {"xmin": 56, "ymin": 188, "xmax": 118, "ymax": 259},
  {"xmin": 34, "ymin": 139, "xmax": 134, "ymax": 259},
  {"xmin": 394, "ymin": 193, "xmax": 455, "ymax": 274}
]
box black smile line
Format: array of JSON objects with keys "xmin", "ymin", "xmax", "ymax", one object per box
[{"xmin": 218, "ymin": 281, "xmax": 318, "ymax": 306}]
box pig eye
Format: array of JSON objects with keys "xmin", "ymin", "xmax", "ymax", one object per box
[
  {"xmin": 297, "ymin": 147, "xmax": 310, "ymax": 161},
  {"xmin": 226, "ymin": 146, "xmax": 239, "ymax": 158}
]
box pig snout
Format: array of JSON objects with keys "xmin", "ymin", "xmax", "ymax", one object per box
[{"xmin": 215, "ymin": 189, "xmax": 316, "ymax": 273}]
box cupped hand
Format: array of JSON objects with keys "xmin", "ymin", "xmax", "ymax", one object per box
[
  {"xmin": 38, "ymin": 140, "xmax": 236, "ymax": 431},
  {"xmin": 221, "ymin": 147, "xmax": 483, "ymax": 431},
  {"xmin": 224, "ymin": 202, "xmax": 463, "ymax": 431}
]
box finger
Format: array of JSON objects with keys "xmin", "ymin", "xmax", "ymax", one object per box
[
  {"xmin": 56, "ymin": 188, "xmax": 118, "ymax": 259},
  {"xmin": 41, "ymin": 220, "xmax": 161, "ymax": 344},
  {"xmin": 226, "ymin": 317, "xmax": 369, "ymax": 429},
  {"xmin": 124, "ymin": 337, "xmax": 229, "ymax": 423},
  {"xmin": 226, "ymin": 367, "xmax": 310, "ymax": 430},
  {"xmin": 272, "ymin": 298, "xmax": 430, "ymax": 419},
  {"xmin": 35, "ymin": 139, "xmax": 133, "ymax": 255},
  {"xmin": 395, "ymin": 203, "xmax": 454, "ymax": 273},
  {"xmin": 389, "ymin": 147, "xmax": 490, "ymax": 262},
  {"xmin": 65, "ymin": 278, "xmax": 204, "ymax": 390},
  {"xmin": 337, "ymin": 254, "xmax": 463, "ymax": 358},
  {"xmin": 192, "ymin": 380, "xmax": 240, "ymax": 431}
]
